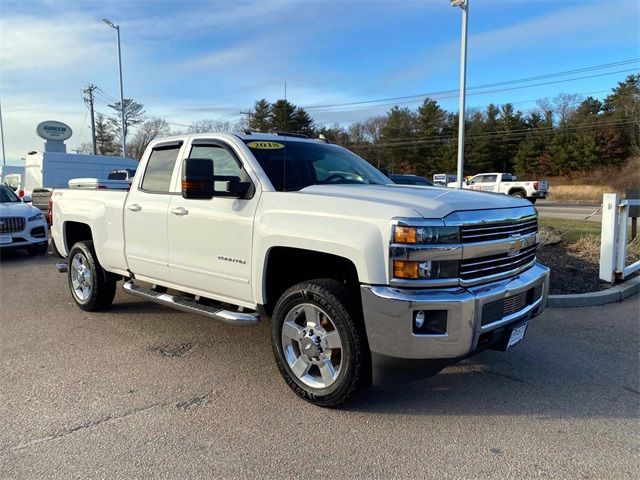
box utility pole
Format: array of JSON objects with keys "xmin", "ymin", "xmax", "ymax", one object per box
[
  {"xmin": 451, "ymin": 0, "xmax": 469, "ymax": 189},
  {"xmin": 83, "ymin": 84, "xmax": 98, "ymax": 155}
]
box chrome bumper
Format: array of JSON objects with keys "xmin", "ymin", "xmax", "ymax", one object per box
[{"xmin": 360, "ymin": 262, "xmax": 549, "ymax": 361}]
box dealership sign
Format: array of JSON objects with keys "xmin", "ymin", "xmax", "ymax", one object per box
[{"xmin": 36, "ymin": 121, "xmax": 73, "ymax": 141}]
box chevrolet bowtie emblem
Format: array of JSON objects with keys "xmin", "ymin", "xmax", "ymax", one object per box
[{"xmin": 508, "ymin": 234, "xmax": 523, "ymax": 253}]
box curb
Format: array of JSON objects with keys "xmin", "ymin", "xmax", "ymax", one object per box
[{"xmin": 548, "ymin": 276, "xmax": 640, "ymax": 308}]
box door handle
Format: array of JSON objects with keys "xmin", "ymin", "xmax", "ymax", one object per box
[
  {"xmin": 170, "ymin": 207, "xmax": 189, "ymax": 216},
  {"xmin": 127, "ymin": 204, "xmax": 142, "ymax": 212}
]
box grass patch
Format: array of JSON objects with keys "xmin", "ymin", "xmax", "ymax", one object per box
[{"xmin": 539, "ymin": 217, "xmax": 601, "ymax": 243}]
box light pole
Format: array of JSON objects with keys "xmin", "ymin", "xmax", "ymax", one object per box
[
  {"xmin": 0, "ymin": 88, "xmax": 6, "ymax": 166},
  {"xmin": 451, "ymin": 0, "xmax": 468, "ymax": 189},
  {"xmin": 102, "ymin": 18, "xmax": 126, "ymax": 157}
]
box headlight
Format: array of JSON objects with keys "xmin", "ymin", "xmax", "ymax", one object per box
[
  {"xmin": 28, "ymin": 212, "xmax": 44, "ymax": 222},
  {"xmin": 393, "ymin": 225, "xmax": 459, "ymax": 244},
  {"xmin": 393, "ymin": 260, "xmax": 459, "ymax": 279}
]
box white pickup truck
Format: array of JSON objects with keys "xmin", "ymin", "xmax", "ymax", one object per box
[
  {"xmin": 448, "ymin": 173, "xmax": 549, "ymax": 204},
  {"xmin": 50, "ymin": 133, "xmax": 549, "ymax": 406}
]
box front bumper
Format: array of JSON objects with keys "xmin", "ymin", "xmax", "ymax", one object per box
[
  {"xmin": 361, "ymin": 262, "xmax": 549, "ymax": 363},
  {"xmin": 0, "ymin": 220, "xmax": 49, "ymax": 249}
]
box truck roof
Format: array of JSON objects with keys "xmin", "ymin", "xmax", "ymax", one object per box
[{"xmin": 154, "ymin": 132, "xmax": 326, "ymax": 144}]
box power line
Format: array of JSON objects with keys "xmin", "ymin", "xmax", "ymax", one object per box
[
  {"xmin": 302, "ymin": 59, "xmax": 639, "ymax": 112},
  {"xmin": 306, "ymin": 68, "xmax": 639, "ymax": 114}
]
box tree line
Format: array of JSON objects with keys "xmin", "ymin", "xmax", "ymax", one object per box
[{"xmin": 83, "ymin": 74, "xmax": 639, "ymax": 178}]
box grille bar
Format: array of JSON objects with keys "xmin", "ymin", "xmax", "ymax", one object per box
[
  {"xmin": 460, "ymin": 249, "xmax": 536, "ymax": 280},
  {"xmin": 461, "ymin": 245, "xmax": 536, "ymax": 268},
  {"xmin": 461, "ymin": 218, "xmax": 538, "ymax": 243},
  {"xmin": 0, "ymin": 217, "xmax": 25, "ymax": 234}
]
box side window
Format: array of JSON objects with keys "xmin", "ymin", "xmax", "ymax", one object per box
[
  {"xmin": 141, "ymin": 146, "xmax": 181, "ymax": 192},
  {"xmin": 484, "ymin": 175, "xmax": 498, "ymax": 183},
  {"xmin": 189, "ymin": 144, "xmax": 247, "ymax": 191},
  {"xmin": 470, "ymin": 175, "xmax": 482, "ymax": 184}
]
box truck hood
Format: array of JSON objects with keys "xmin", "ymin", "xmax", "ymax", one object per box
[
  {"xmin": 0, "ymin": 201, "xmax": 41, "ymax": 217},
  {"xmin": 299, "ymin": 184, "xmax": 531, "ymax": 219}
]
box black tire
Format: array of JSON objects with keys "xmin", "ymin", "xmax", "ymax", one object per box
[
  {"xmin": 510, "ymin": 190, "xmax": 526, "ymax": 199},
  {"xmin": 527, "ymin": 197, "xmax": 537, "ymax": 204},
  {"xmin": 271, "ymin": 279, "xmax": 370, "ymax": 407},
  {"xmin": 27, "ymin": 242, "xmax": 48, "ymax": 256},
  {"xmin": 67, "ymin": 241, "xmax": 117, "ymax": 311}
]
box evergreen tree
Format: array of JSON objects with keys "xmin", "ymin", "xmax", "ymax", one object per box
[
  {"xmin": 248, "ymin": 99, "xmax": 272, "ymax": 132},
  {"xmin": 379, "ymin": 106, "xmax": 417, "ymax": 173}
]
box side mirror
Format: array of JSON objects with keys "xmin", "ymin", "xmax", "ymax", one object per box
[
  {"xmin": 182, "ymin": 158, "xmax": 214, "ymax": 199},
  {"xmin": 23, "ymin": 194, "xmax": 32, "ymax": 203}
]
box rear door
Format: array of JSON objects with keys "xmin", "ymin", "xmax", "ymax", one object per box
[
  {"xmin": 124, "ymin": 141, "xmax": 183, "ymax": 284},
  {"xmin": 167, "ymin": 138, "xmax": 259, "ymax": 305}
]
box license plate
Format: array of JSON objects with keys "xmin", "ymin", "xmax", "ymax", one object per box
[
  {"xmin": 507, "ymin": 322, "xmax": 528, "ymax": 349},
  {"xmin": 0, "ymin": 234, "xmax": 11, "ymax": 245}
]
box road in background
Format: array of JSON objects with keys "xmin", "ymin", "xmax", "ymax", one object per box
[
  {"xmin": 535, "ymin": 200, "xmax": 602, "ymax": 222},
  {"xmin": 1, "ymin": 252, "xmax": 638, "ymax": 479}
]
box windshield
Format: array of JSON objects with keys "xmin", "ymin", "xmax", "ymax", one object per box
[
  {"xmin": 243, "ymin": 139, "xmax": 391, "ymax": 192},
  {"xmin": 0, "ymin": 184, "xmax": 20, "ymax": 203}
]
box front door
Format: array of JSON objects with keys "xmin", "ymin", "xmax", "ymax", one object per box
[
  {"xmin": 124, "ymin": 141, "xmax": 183, "ymax": 283},
  {"xmin": 167, "ymin": 139, "xmax": 259, "ymax": 306}
]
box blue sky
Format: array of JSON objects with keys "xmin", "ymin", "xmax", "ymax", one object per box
[{"xmin": 1, "ymin": 0, "xmax": 639, "ymax": 163}]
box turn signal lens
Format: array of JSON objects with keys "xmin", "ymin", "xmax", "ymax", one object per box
[
  {"xmin": 393, "ymin": 226, "xmax": 417, "ymax": 244},
  {"xmin": 393, "ymin": 260, "xmax": 419, "ymax": 279}
]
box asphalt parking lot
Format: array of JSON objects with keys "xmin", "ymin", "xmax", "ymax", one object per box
[{"xmin": 1, "ymin": 251, "xmax": 638, "ymax": 479}]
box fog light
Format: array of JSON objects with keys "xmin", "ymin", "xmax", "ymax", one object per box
[{"xmin": 413, "ymin": 310, "xmax": 448, "ymax": 335}]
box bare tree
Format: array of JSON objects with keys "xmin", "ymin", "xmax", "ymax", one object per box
[
  {"xmin": 187, "ymin": 119, "xmax": 232, "ymax": 133},
  {"xmin": 128, "ymin": 118, "xmax": 170, "ymax": 160},
  {"xmin": 107, "ymin": 99, "xmax": 147, "ymax": 142},
  {"xmin": 552, "ymin": 93, "xmax": 582, "ymax": 124}
]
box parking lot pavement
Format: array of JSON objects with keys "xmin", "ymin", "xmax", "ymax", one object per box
[{"xmin": 1, "ymin": 251, "xmax": 638, "ymax": 479}]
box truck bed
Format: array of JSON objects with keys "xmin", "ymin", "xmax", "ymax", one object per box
[{"xmin": 51, "ymin": 189, "xmax": 130, "ymax": 275}]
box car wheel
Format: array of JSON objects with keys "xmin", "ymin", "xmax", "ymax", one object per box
[
  {"xmin": 271, "ymin": 279, "xmax": 370, "ymax": 407},
  {"xmin": 510, "ymin": 191, "xmax": 526, "ymax": 199},
  {"xmin": 67, "ymin": 240, "xmax": 117, "ymax": 311},
  {"xmin": 27, "ymin": 243, "xmax": 48, "ymax": 256}
]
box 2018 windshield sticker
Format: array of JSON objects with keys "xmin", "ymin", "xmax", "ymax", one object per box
[{"xmin": 247, "ymin": 141, "xmax": 285, "ymax": 150}]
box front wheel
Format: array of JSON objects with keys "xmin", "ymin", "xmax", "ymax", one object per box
[
  {"xmin": 271, "ymin": 279, "xmax": 370, "ymax": 407},
  {"xmin": 67, "ymin": 241, "xmax": 117, "ymax": 311}
]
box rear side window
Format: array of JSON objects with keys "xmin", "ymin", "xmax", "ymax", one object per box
[{"xmin": 141, "ymin": 146, "xmax": 181, "ymax": 192}]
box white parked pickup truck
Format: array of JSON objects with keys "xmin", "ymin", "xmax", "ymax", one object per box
[
  {"xmin": 448, "ymin": 173, "xmax": 549, "ymax": 204},
  {"xmin": 50, "ymin": 133, "xmax": 549, "ymax": 406}
]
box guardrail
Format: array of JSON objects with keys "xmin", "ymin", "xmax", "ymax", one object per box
[{"xmin": 599, "ymin": 193, "xmax": 640, "ymax": 283}]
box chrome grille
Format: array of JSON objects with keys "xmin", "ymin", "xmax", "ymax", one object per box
[
  {"xmin": 0, "ymin": 217, "xmax": 25, "ymax": 234},
  {"xmin": 460, "ymin": 217, "xmax": 537, "ymax": 243},
  {"xmin": 460, "ymin": 245, "xmax": 536, "ymax": 281}
]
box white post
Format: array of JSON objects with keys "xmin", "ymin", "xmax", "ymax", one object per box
[
  {"xmin": 455, "ymin": 0, "xmax": 468, "ymax": 189},
  {"xmin": 615, "ymin": 202, "xmax": 628, "ymax": 277},
  {"xmin": 599, "ymin": 193, "xmax": 620, "ymax": 283}
]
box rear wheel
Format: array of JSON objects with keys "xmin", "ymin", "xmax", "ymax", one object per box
[
  {"xmin": 510, "ymin": 190, "xmax": 526, "ymax": 199},
  {"xmin": 67, "ymin": 241, "xmax": 117, "ymax": 311},
  {"xmin": 271, "ymin": 279, "xmax": 370, "ymax": 408}
]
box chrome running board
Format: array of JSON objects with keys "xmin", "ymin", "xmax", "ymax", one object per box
[{"xmin": 122, "ymin": 281, "xmax": 260, "ymax": 326}]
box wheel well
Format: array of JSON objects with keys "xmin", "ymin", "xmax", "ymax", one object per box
[
  {"xmin": 508, "ymin": 188, "xmax": 526, "ymax": 196},
  {"xmin": 262, "ymin": 247, "xmax": 360, "ymax": 315},
  {"xmin": 64, "ymin": 222, "xmax": 93, "ymax": 252}
]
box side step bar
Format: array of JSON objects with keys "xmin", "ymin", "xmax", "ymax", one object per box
[
  {"xmin": 56, "ymin": 263, "xmax": 68, "ymax": 273},
  {"xmin": 122, "ymin": 281, "xmax": 260, "ymax": 326}
]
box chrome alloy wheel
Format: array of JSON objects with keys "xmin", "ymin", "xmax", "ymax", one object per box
[
  {"xmin": 70, "ymin": 253, "xmax": 92, "ymax": 302},
  {"xmin": 281, "ymin": 303, "xmax": 343, "ymax": 389}
]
